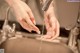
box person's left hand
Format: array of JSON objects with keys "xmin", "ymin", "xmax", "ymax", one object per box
[{"xmin": 42, "ymin": 3, "xmax": 60, "ymax": 39}]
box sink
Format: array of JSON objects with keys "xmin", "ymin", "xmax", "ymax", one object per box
[{"xmin": 0, "ymin": 32, "xmax": 74, "ymax": 53}]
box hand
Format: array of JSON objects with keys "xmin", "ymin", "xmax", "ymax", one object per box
[
  {"xmin": 43, "ymin": 3, "xmax": 60, "ymax": 39},
  {"xmin": 5, "ymin": 0, "xmax": 40, "ymax": 34}
]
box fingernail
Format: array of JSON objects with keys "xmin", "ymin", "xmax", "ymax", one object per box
[
  {"xmin": 33, "ymin": 20, "xmax": 36, "ymax": 25},
  {"xmin": 28, "ymin": 30, "xmax": 32, "ymax": 32},
  {"xmin": 31, "ymin": 18, "xmax": 36, "ymax": 25},
  {"xmin": 37, "ymin": 30, "xmax": 40, "ymax": 34},
  {"xmin": 33, "ymin": 21, "xmax": 36, "ymax": 25}
]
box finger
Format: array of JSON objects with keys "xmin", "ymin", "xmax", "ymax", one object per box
[
  {"xmin": 18, "ymin": 18, "xmax": 32, "ymax": 32},
  {"xmin": 44, "ymin": 21, "xmax": 59, "ymax": 39},
  {"xmin": 49, "ymin": 13, "xmax": 60, "ymax": 39},
  {"xmin": 25, "ymin": 13, "xmax": 40, "ymax": 34},
  {"xmin": 43, "ymin": 34, "xmax": 53, "ymax": 39},
  {"xmin": 44, "ymin": 15, "xmax": 50, "ymax": 30},
  {"xmin": 45, "ymin": 28, "xmax": 55, "ymax": 39},
  {"xmin": 19, "ymin": 1, "xmax": 39, "ymax": 33},
  {"xmin": 27, "ymin": 10, "xmax": 36, "ymax": 25},
  {"xmin": 49, "ymin": 15, "xmax": 56, "ymax": 30},
  {"xmin": 41, "ymin": 27, "xmax": 54, "ymax": 39},
  {"xmin": 51, "ymin": 21, "xmax": 60, "ymax": 39},
  {"xmin": 19, "ymin": 1, "xmax": 40, "ymax": 34}
]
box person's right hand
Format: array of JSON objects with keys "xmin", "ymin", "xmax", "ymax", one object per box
[{"xmin": 5, "ymin": 0, "xmax": 40, "ymax": 34}]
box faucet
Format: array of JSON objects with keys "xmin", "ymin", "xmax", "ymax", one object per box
[
  {"xmin": 68, "ymin": 26, "xmax": 79, "ymax": 48},
  {"xmin": 68, "ymin": 11, "xmax": 80, "ymax": 50},
  {"xmin": 0, "ymin": 7, "xmax": 16, "ymax": 44}
]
